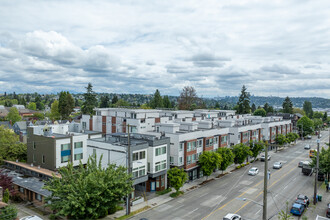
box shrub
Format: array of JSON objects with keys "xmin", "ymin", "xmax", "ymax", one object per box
[
  {"xmin": 246, "ymin": 162, "xmax": 250, "ymax": 165},
  {"xmin": 2, "ymin": 188, "xmax": 9, "ymax": 203},
  {"xmin": 236, "ymin": 165, "xmax": 241, "ymax": 169},
  {"xmin": 170, "ymin": 191, "xmax": 184, "ymax": 198},
  {"xmin": 156, "ymin": 188, "xmax": 172, "ymax": 195},
  {"xmin": 0, "ymin": 205, "xmax": 17, "ymax": 220}
]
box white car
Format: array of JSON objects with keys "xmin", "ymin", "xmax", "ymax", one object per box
[
  {"xmin": 260, "ymin": 154, "xmax": 271, "ymax": 161},
  {"xmin": 223, "ymin": 213, "xmax": 242, "ymax": 220},
  {"xmin": 273, "ymin": 162, "xmax": 282, "ymax": 169},
  {"xmin": 20, "ymin": 216, "xmax": 43, "ymax": 220},
  {"xmin": 304, "ymin": 144, "xmax": 311, "ymax": 149},
  {"xmin": 248, "ymin": 167, "xmax": 259, "ymax": 176}
]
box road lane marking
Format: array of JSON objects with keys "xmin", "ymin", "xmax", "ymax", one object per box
[
  {"xmin": 182, "ymin": 208, "xmax": 199, "ymax": 218},
  {"xmin": 201, "ymin": 145, "xmax": 305, "ymax": 220}
]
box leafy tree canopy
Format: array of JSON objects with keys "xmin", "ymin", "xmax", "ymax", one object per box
[
  {"xmin": 253, "ymin": 108, "xmax": 266, "ymax": 117},
  {"xmin": 50, "ymin": 100, "xmax": 61, "ymax": 121},
  {"xmin": 217, "ymin": 147, "xmax": 234, "ymax": 173},
  {"xmin": 198, "ymin": 151, "xmax": 222, "ymax": 178},
  {"xmin": 44, "ymin": 155, "xmax": 133, "ymax": 219},
  {"xmin": 250, "ymin": 141, "xmax": 264, "ymax": 161},
  {"xmin": 0, "ymin": 126, "xmax": 27, "ymax": 162},
  {"xmin": 297, "ymin": 116, "xmax": 314, "ymax": 136},
  {"xmin": 231, "ymin": 143, "xmax": 252, "ymax": 164},
  {"xmin": 7, "ymin": 107, "xmax": 21, "ymax": 125},
  {"xmin": 303, "ymin": 101, "xmax": 313, "ymax": 118},
  {"xmin": 27, "ymin": 102, "xmax": 37, "ymax": 110},
  {"xmin": 167, "ymin": 167, "xmax": 187, "ymax": 193}
]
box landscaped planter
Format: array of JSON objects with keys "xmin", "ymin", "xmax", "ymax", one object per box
[{"xmin": 132, "ymin": 197, "xmax": 144, "ymax": 206}]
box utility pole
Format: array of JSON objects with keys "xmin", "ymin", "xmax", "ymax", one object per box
[
  {"xmin": 263, "ymin": 141, "xmax": 268, "ymax": 220},
  {"xmin": 126, "ymin": 124, "xmax": 131, "ymax": 215},
  {"xmin": 313, "ymin": 128, "xmax": 320, "ymax": 205}
]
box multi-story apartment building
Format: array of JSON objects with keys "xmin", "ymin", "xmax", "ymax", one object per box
[
  {"xmin": 81, "ymin": 108, "xmax": 292, "ymax": 181},
  {"xmin": 27, "ymin": 122, "xmax": 102, "ymax": 170},
  {"xmin": 86, "ymin": 133, "xmax": 170, "ymax": 194}
]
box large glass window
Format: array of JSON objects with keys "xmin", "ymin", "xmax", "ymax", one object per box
[
  {"xmin": 155, "ymin": 160, "xmax": 166, "ymax": 172},
  {"xmin": 179, "ymin": 143, "xmax": 184, "ymax": 151},
  {"xmin": 61, "ymin": 143, "xmax": 70, "ymax": 151},
  {"xmin": 155, "ymin": 147, "xmax": 166, "ymax": 156},
  {"xmin": 187, "ymin": 156, "xmax": 191, "ymax": 165},
  {"xmin": 198, "ymin": 140, "xmax": 203, "ymax": 148},
  {"xmin": 74, "ymin": 153, "xmax": 83, "ymax": 160},
  {"xmin": 74, "ymin": 142, "xmax": 83, "ymax": 149},
  {"xmin": 61, "ymin": 155, "xmax": 70, "ymax": 163}
]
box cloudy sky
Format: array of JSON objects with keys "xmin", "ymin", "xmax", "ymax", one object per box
[{"xmin": 0, "ymin": 0, "xmax": 330, "ymax": 98}]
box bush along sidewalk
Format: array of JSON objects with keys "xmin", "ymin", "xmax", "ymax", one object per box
[{"xmin": 156, "ymin": 188, "xmax": 172, "ymax": 195}]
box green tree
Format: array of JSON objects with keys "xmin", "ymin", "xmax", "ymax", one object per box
[
  {"xmin": 150, "ymin": 89, "xmax": 163, "ymax": 109},
  {"xmin": 311, "ymin": 147, "xmax": 330, "ymax": 181},
  {"xmin": 167, "ymin": 167, "xmax": 187, "ymax": 193},
  {"xmin": 112, "ymin": 95, "xmax": 118, "ymax": 104},
  {"xmin": 253, "ymin": 108, "xmax": 267, "ymax": 117},
  {"xmin": 198, "ymin": 151, "xmax": 222, "ymax": 179},
  {"xmin": 313, "ymin": 118, "xmax": 323, "ymax": 129},
  {"xmin": 99, "ymin": 95, "xmax": 110, "ymax": 108},
  {"xmin": 178, "ymin": 86, "xmax": 198, "ymax": 110},
  {"xmin": 286, "ymin": 132, "xmax": 298, "ymax": 143},
  {"xmin": 0, "ymin": 125, "xmax": 27, "ymax": 162},
  {"xmin": 323, "ymin": 112, "xmax": 328, "ymax": 122},
  {"xmin": 0, "ymin": 205, "xmax": 17, "ymax": 220},
  {"xmin": 297, "ymin": 116, "xmax": 314, "ymax": 136},
  {"xmin": 27, "ymin": 102, "xmax": 37, "ymax": 110},
  {"xmin": 293, "ymin": 108, "xmax": 306, "ymax": 116},
  {"xmin": 2, "ymin": 188, "xmax": 9, "ymax": 203},
  {"xmin": 33, "ymin": 112, "xmax": 45, "ymax": 120},
  {"xmin": 275, "ymin": 134, "xmax": 288, "ymax": 151},
  {"xmin": 217, "ymin": 147, "xmax": 234, "ymax": 173},
  {"xmin": 282, "ymin": 96, "xmax": 293, "ymax": 114},
  {"xmin": 115, "ymin": 99, "xmax": 130, "ymax": 107},
  {"xmin": 215, "ymin": 102, "xmax": 220, "ymax": 109},
  {"xmin": 250, "ymin": 141, "xmax": 264, "ymax": 161},
  {"xmin": 82, "ymin": 83, "xmax": 97, "ymax": 115},
  {"xmin": 7, "ymin": 107, "xmax": 21, "ymax": 125},
  {"xmin": 313, "ymin": 111, "xmax": 323, "ymax": 119},
  {"xmin": 50, "ymin": 100, "xmax": 61, "ymax": 121},
  {"xmin": 163, "ymin": 95, "xmax": 172, "ymax": 108},
  {"xmin": 231, "ymin": 143, "xmax": 252, "ymax": 164},
  {"xmin": 251, "ymin": 103, "xmax": 256, "ymax": 113},
  {"xmin": 237, "ymin": 85, "xmax": 251, "ymax": 114},
  {"xmin": 59, "ymin": 91, "xmax": 74, "ymax": 119},
  {"xmin": 303, "ymin": 101, "xmax": 313, "ymax": 118},
  {"xmin": 44, "ymin": 155, "xmax": 133, "ymax": 219}
]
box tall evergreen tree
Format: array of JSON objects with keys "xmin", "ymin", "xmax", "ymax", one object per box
[
  {"xmin": 99, "ymin": 95, "xmax": 110, "ymax": 108},
  {"xmin": 58, "ymin": 91, "xmax": 74, "ymax": 119},
  {"xmin": 163, "ymin": 95, "xmax": 172, "ymax": 108},
  {"xmin": 323, "ymin": 112, "xmax": 328, "ymax": 122},
  {"xmin": 251, "ymin": 103, "xmax": 256, "ymax": 113},
  {"xmin": 303, "ymin": 101, "xmax": 313, "ymax": 118},
  {"xmin": 50, "ymin": 100, "xmax": 61, "ymax": 120},
  {"xmin": 111, "ymin": 95, "xmax": 118, "ymax": 105},
  {"xmin": 150, "ymin": 89, "xmax": 163, "ymax": 109},
  {"xmin": 237, "ymin": 85, "xmax": 251, "ymax": 114},
  {"xmin": 82, "ymin": 83, "xmax": 97, "ymax": 115},
  {"xmin": 282, "ymin": 96, "xmax": 293, "ymax": 113}
]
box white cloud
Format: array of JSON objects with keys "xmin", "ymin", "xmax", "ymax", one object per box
[{"xmin": 0, "ymin": 0, "xmax": 329, "ymax": 98}]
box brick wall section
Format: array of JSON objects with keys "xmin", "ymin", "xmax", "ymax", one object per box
[
  {"xmin": 89, "ymin": 118, "xmax": 93, "ymax": 130},
  {"xmin": 122, "ymin": 121, "xmax": 126, "ymax": 133},
  {"xmin": 185, "ymin": 140, "xmax": 197, "ymax": 170},
  {"xmin": 155, "ymin": 118, "xmax": 160, "ymax": 123},
  {"xmin": 192, "ymin": 117, "xmax": 196, "ymax": 121},
  {"xmin": 269, "ymin": 127, "xmax": 272, "ymax": 143},
  {"xmin": 102, "ymin": 116, "xmax": 106, "ymax": 134},
  {"xmin": 111, "ymin": 117, "xmax": 116, "ymax": 133}
]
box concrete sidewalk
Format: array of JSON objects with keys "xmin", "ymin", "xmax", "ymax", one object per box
[
  {"xmin": 303, "ymin": 182, "xmax": 330, "ymax": 219},
  {"xmin": 105, "ymin": 140, "xmax": 303, "ymax": 219},
  {"xmin": 104, "ymin": 163, "xmax": 239, "ymax": 219}
]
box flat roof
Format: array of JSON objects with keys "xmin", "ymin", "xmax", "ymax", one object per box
[{"xmin": 4, "ymin": 160, "xmax": 61, "ymax": 178}]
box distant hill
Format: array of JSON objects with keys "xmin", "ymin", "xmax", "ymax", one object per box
[{"xmin": 217, "ymin": 96, "xmax": 330, "ymax": 109}]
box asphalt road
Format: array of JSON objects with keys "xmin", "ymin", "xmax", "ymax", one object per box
[{"xmin": 132, "ymin": 129, "xmax": 329, "ymax": 220}]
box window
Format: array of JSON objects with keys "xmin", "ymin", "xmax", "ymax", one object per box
[
  {"xmin": 82, "ymin": 122, "xmax": 87, "ymax": 130},
  {"xmin": 170, "ymin": 157, "xmax": 174, "ymax": 164},
  {"xmin": 155, "ymin": 160, "xmax": 166, "ymax": 172},
  {"xmin": 206, "ymin": 139, "xmax": 209, "ymax": 147},
  {"xmin": 179, "ymin": 157, "xmax": 183, "ymax": 164},
  {"xmin": 179, "ymin": 143, "xmax": 184, "ymax": 151},
  {"xmin": 33, "ymin": 141, "xmax": 36, "ymax": 150},
  {"xmin": 133, "ymin": 151, "xmax": 146, "ymax": 161},
  {"xmin": 19, "ymin": 187, "xmax": 24, "ymax": 193},
  {"xmin": 187, "ymin": 156, "xmax": 191, "ymax": 165},
  {"xmin": 187, "ymin": 142, "xmax": 191, "ymax": 152},
  {"xmin": 61, "ymin": 144, "xmax": 70, "ymax": 151},
  {"xmin": 139, "ymin": 151, "xmax": 145, "ymax": 160},
  {"xmin": 192, "ymin": 141, "xmax": 196, "ymax": 150},
  {"xmin": 133, "ymin": 152, "xmax": 139, "ymax": 161},
  {"xmin": 133, "ymin": 165, "xmax": 146, "ymax": 177},
  {"xmin": 74, "ymin": 153, "xmax": 83, "ymax": 160},
  {"xmin": 74, "ymin": 142, "xmax": 83, "ymax": 149},
  {"xmin": 35, "ymin": 193, "xmax": 42, "ymax": 201},
  {"xmin": 161, "ymin": 175, "xmax": 165, "ymax": 187},
  {"xmin": 155, "ymin": 146, "xmax": 166, "ymax": 156},
  {"xmin": 192, "ymin": 154, "xmax": 196, "ymax": 163},
  {"xmin": 198, "ymin": 139, "xmax": 203, "ymax": 148},
  {"xmin": 148, "ymin": 163, "xmax": 150, "ymax": 172},
  {"xmin": 214, "ymin": 137, "xmax": 218, "ymax": 144},
  {"xmin": 61, "ymin": 155, "xmax": 70, "ymax": 163},
  {"xmin": 42, "ymin": 155, "xmax": 45, "ymax": 164}
]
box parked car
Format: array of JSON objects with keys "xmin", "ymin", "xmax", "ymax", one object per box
[
  {"xmin": 290, "ymin": 203, "xmax": 305, "ymax": 216},
  {"xmin": 326, "ymin": 203, "xmax": 330, "ymax": 218},
  {"xmin": 306, "ymin": 135, "xmax": 312, "ymax": 139},
  {"xmin": 273, "ymin": 162, "xmax": 282, "ymax": 169},
  {"xmin": 223, "ymin": 213, "xmax": 241, "ymax": 220},
  {"xmin": 260, "ymin": 154, "xmax": 271, "ymax": 161},
  {"xmin": 20, "ymin": 216, "xmax": 43, "ymax": 220},
  {"xmin": 304, "ymin": 144, "xmax": 311, "ymax": 149},
  {"xmin": 296, "ymin": 194, "xmax": 310, "ymax": 207},
  {"xmin": 298, "ymin": 161, "xmax": 304, "ymax": 168},
  {"xmin": 248, "ymin": 167, "xmax": 259, "ymax": 176}
]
